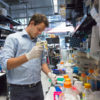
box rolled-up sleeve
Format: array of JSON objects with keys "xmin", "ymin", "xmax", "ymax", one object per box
[
  {"xmin": 41, "ymin": 49, "xmax": 47, "ymax": 64},
  {"xmin": 0, "ymin": 35, "xmax": 17, "ymax": 71}
]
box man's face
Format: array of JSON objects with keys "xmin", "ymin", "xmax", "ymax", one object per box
[{"xmin": 30, "ymin": 22, "xmax": 46, "ymax": 38}]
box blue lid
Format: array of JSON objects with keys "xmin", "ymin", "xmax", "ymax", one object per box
[
  {"xmin": 55, "ymin": 86, "xmax": 62, "ymax": 92},
  {"xmin": 73, "ymin": 70, "xmax": 79, "ymax": 74},
  {"xmin": 73, "ymin": 67, "xmax": 79, "ymax": 74}
]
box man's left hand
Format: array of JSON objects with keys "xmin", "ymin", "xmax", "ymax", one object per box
[{"xmin": 48, "ymin": 72, "xmax": 57, "ymax": 85}]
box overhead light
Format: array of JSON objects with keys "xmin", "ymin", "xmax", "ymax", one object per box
[{"xmin": 53, "ymin": 0, "xmax": 58, "ymax": 14}]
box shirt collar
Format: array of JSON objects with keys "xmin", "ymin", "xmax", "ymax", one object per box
[
  {"xmin": 21, "ymin": 29, "xmax": 37, "ymax": 42},
  {"xmin": 21, "ymin": 29, "xmax": 30, "ymax": 37}
]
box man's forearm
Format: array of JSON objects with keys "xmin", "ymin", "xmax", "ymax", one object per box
[
  {"xmin": 42, "ymin": 63, "xmax": 51, "ymax": 75},
  {"xmin": 7, "ymin": 54, "xmax": 28, "ymax": 70},
  {"xmin": 42, "ymin": 63, "xmax": 57, "ymax": 85}
]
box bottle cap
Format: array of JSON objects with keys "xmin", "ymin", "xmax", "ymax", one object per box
[
  {"xmin": 89, "ymin": 69, "xmax": 94, "ymax": 74},
  {"xmin": 63, "ymin": 74, "xmax": 69, "ymax": 79},
  {"xmin": 72, "ymin": 54, "xmax": 75, "ymax": 58},
  {"xmin": 65, "ymin": 78, "xmax": 71, "ymax": 82},
  {"xmin": 64, "ymin": 82, "xmax": 72, "ymax": 88},
  {"xmin": 81, "ymin": 73, "xmax": 86, "ymax": 77},
  {"xmin": 87, "ymin": 76, "xmax": 91, "ymax": 80},
  {"xmin": 60, "ymin": 61, "xmax": 64, "ymax": 64},
  {"xmin": 84, "ymin": 83, "xmax": 91, "ymax": 88}
]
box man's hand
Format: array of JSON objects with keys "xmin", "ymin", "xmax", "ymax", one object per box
[
  {"xmin": 48, "ymin": 72, "xmax": 57, "ymax": 85},
  {"xmin": 25, "ymin": 45, "xmax": 43, "ymax": 60}
]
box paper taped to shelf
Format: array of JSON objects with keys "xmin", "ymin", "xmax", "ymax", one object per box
[
  {"xmin": 0, "ymin": 8, "xmax": 7, "ymax": 16},
  {"xmin": 90, "ymin": 26, "xmax": 100, "ymax": 56}
]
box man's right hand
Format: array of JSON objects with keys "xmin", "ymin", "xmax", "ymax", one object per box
[{"xmin": 25, "ymin": 45, "xmax": 43, "ymax": 60}]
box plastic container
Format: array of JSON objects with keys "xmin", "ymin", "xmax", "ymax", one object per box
[
  {"xmin": 60, "ymin": 61, "xmax": 64, "ymax": 69},
  {"xmin": 44, "ymin": 86, "xmax": 55, "ymax": 100},
  {"xmin": 57, "ymin": 78, "xmax": 64, "ymax": 84},
  {"xmin": 62, "ymin": 78, "xmax": 71, "ymax": 92},
  {"xmin": 87, "ymin": 69, "xmax": 97, "ymax": 90},
  {"xmin": 59, "ymin": 82, "xmax": 79, "ymax": 100},
  {"xmin": 57, "ymin": 61, "xmax": 64, "ymax": 69},
  {"xmin": 60, "ymin": 49, "xmax": 68, "ymax": 62},
  {"xmin": 80, "ymin": 73, "xmax": 86, "ymax": 84},
  {"xmin": 54, "ymin": 91, "xmax": 62, "ymax": 100},
  {"xmin": 82, "ymin": 83, "xmax": 93, "ymax": 100},
  {"xmin": 74, "ymin": 81, "xmax": 83, "ymax": 93},
  {"xmin": 56, "ymin": 76, "xmax": 64, "ymax": 84},
  {"xmin": 65, "ymin": 66, "xmax": 73, "ymax": 84},
  {"xmin": 52, "ymin": 69, "xmax": 66, "ymax": 75},
  {"xmin": 73, "ymin": 67, "xmax": 79, "ymax": 74}
]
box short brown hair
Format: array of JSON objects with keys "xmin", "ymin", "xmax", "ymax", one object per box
[{"xmin": 28, "ymin": 13, "xmax": 49, "ymax": 27}]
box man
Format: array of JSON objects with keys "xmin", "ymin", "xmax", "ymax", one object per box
[{"xmin": 0, "ymin": 14, "xmax": 56, "ymax": 100}]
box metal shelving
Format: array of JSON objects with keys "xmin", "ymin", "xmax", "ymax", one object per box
[
  {"xmin": 0, "ymin": 14, "xmax": 21, "ymax": 46},
  {"xmin": 0, "ymin": 15, "xmax": 21, "ymax": 26},
  {"xmin": 0, "ymin": 26, "xmax": 15, "ymax": 33}
]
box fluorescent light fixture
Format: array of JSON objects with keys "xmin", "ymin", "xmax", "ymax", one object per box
[
  {"xmin": 47, "ymin": 22, "xmax": 74, "ymax": 33},
  {"xmin": 53, "ymin": 0, "xmax": 58, "ymax": 13}
]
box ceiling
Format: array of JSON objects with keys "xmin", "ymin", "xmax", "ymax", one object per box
[
  {"xmin": 3, "ymin": 0, "xmax": 65, "ymax": 19},
  {"xmin": 2, "ymin": 0, "xmax": 84, "ymax": 21},
  {"xmin": 2, "ymin": 0, "xmax": 86, "ymax": 29}
]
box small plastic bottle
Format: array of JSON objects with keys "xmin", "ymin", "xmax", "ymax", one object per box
[
  {"xmin": 62, "ymin": 78, "xmax": 71, "ymax": 93},
  {"xmin": 82, "ymin": 83, "xmax": 93, "ymax": 100},
  {"xmin": 59, "ymin": 61, "xmax": 64, "ymax": 69},
  {"xmin": 59, "ymin": 82, "xmax": 78, "ymax": 100},
  {"xmin": 80, "ymin": 73, "xmax": 86, "ymax": 84},
  {"xmin": 65, "ymin": 66, "xmax": 73, "ymax": 84},
  {"xmin": 88, "ymin": 69, "xmax": 97, "ymax": 90},
  {"xmin": 86, "ymin": 76, "xmax": 91, "ymax": 83},
  {"xmin": 88, "ymin": 69, "xmax": 94, "ymax": 78}
]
